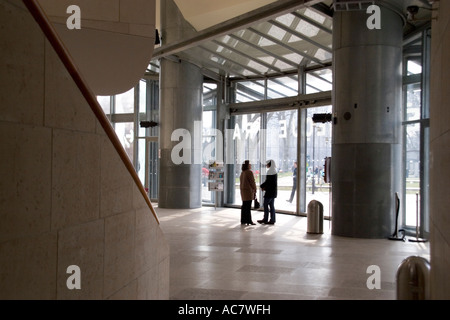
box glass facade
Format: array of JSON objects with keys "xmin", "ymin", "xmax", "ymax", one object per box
[
  {"xmin": 224, "ymin": 66, "xmax": 332, "ymax": 216},
  {"xmin": 177, "ymin": 6, "xmax": 332, "ymax": 79},
  {"xmin": 235, "ymin": 80, "xmax": 265, "ymax": 102},
  {"xmin": 202, "ymin": 83, "xmax": 218, "ymax": 204},
  {"xmin": 402, "ymin": 28, "xmax": 430, "ymax": 238},
  {"xmin": 114, "ymin": 88, "xmax": 134, "ymax": 114},
  {"xmin": 96, "ymin": 77, "xmax": 160, "ymax": 199},
  {"xmin": 97, "ymin": 95, "xmax": 112, "ymax": 116},
  {"xmin": 267, "ymin": 76, "xmax": 298, "ymax": 99},
  {"xmin": 306, "ymin": 67, "xmax": 332, "ymax": 93},
  {"xmin": 232, "ymin": 113, "xmax": 262, "ymax": 204},
  {"xmin": 96, "ymin": 25, "xmax": 430, "ymax": 233},
  {"xmin": 265, "ymin": 110, "xmax": 298, "ymax": 211},
  {"xmin": 305, "ymin": 106, "xmax": 332, "ymax": 217},
  {"xmin": 114, "ymin": 122, "xmax": 134, "ymax": 161}
]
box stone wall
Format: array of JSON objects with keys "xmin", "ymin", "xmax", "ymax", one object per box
[{"xmin": 0, "ymin": 1, "xmax": 169, "ymax": 299}]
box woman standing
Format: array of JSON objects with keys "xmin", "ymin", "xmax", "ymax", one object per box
[
  {"xmin": 258, "ymin": 159, "xmax": 278, "ymax": 225},
  {"xmin": 239, "ymin": 160, "xmax": 257, "ymax": 225}
]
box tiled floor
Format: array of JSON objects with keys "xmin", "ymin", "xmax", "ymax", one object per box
[{"xmin": 157, "ymin": 206, "xmax": 430, "ymax": 300}]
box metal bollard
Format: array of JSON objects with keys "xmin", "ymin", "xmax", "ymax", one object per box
[
  {"xmin": 396, "ymin": 256, "xmax": 430, "ymax": 300},
  {"xmin": 307, "ymin": 200, "xmax": 323, "ymax": 234}
]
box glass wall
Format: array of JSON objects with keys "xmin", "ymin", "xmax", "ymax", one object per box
[
  {"xmin": 97, "ymin": 86, "xmax": 136, "ymax": 164},
  {"xmin": 114, "ymin": 122, "xmax": 134, "ymax": 161},
  {"xmin": 402, "ymin": 27, "xmax": 430, "ymax": 237},
  {"xmin": 96, "ymin": 77, "xmax": 160, "ymax": 199},
  {"xmin": 97, "ymin": 95, "xmax": 112, "ymax": 116},
  {"xmin": 226, "ymin": 106, "xmax": 332, "ymax": 216},
  {"xmin": 97, "ymin": 78, "xmax": 220, "ymax": 203},
  {"xmin": 114, "ymin": 88, "xmax": 134, "ymax": 114},
  {"xmin": 226, "ymin": 66, "xmax": 332, "ymax": 215},
  {"xmin": 267, "ymin": 75, "xmax": 298, "ymax": 99},
  {"xmin": 229, "ymin": 113, "xmax": 262, "ymax": 205},
  {"xmin": 94, "ymin": 26, "xmax": 430, "ymax": 229},
  {"xmin": 306, "ymin": 67, "xmax": 332, "ymax": 93},
  {"xmin": 265, "ymin": 110, "xmax": 298, "ymax": 212},
  {"xmin": 202, "ymin": 83, "xmax": 218, "ymax": 204},
  {"xmin": 305, "ymin": 105, "xmax": 332, "ymax": 217},
  {"xmin": 234, "ymin": 74, "xmax": 301, "ymax": 102},
  {"xmin": 137, "ymin": 79, "xmax": 160, "ymax": 200},
  {"xmin": 235, "ymin": 80, "xmax": 265, "ymax": 102}
]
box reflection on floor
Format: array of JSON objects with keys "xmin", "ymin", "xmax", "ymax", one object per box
[{"xmin": 157, "ymin": 206, "xmax": 430, "ymax": 300}]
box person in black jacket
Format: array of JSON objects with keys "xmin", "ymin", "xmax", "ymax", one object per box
[{"xmin": 258, "ymin": 159, "xmax": 278, "ymax": 225}]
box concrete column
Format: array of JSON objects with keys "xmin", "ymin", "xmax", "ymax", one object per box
[
  {"xmin": 331, "ymin": 5, "xmax": 403, "ymax": 238},
  {"xmin": 158, "ymin": 0, "xmax": 203, "ymax": 208}
]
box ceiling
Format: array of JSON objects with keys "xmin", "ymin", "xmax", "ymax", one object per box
[
  {"xmin": 173, "ymin": 0, "xmax": 279, "ymax": 31},
  {"xmin": 149, "ymin": 0, "xmax": 433, "ymax": 81}
]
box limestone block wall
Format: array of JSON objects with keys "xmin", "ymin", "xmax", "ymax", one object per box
[
  {"xmin": 0, "ymin": 1, "xmax": 169, "ymax": 299},
  {"xmin": 429, "ymin": 0, "xmax": 450, "ymax": 300}
]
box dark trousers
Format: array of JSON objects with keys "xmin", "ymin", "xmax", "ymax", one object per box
[
  {"xmin": 263, "ymin": 197, "xmax": 276, "ymax": 223},
  {"xmin": 289, "ymin": 178, "xmax": 297, "ymax": 202},
  {"xmin": 241, "ymin": 200, "xmax": 253, "ymax": 224}
]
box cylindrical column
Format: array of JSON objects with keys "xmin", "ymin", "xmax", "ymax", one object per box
[
  {"xmin": 158, "ymin": 0, "xmax": 203, "ymax": 208},
  {"xmin": 331, "ymin": 6, "xmax": 403, "ymax": 238}
]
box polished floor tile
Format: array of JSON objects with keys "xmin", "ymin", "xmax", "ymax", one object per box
[{"xmin": 156, "ymin": 206, "xmax": 430, "ymax": 300}]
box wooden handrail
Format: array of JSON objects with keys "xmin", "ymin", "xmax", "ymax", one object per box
[{"xmin": 22, "ymin": 0, "xmax": 160, "ymax": 224}]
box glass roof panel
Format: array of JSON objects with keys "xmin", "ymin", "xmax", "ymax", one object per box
[
  {"xmin": 267, "ymin": 76, "xmax": 298, "ymax": 98},
  {"xmin": 272, "ymin": 60, "xmax": 296, "ymax": 71},
  {"xmin": 287, "ymin": 34, "xmax": 303, "ymax": 44},
  {"xmin": 207, "ymin": 42, "xmax": 271, "ymax": 75},
  {"xmin": 296, "ymin": 19, "xmax": 320, "ymax": 38},
  {"xmin": 258, "ymin": 56, "xmax": 275, "ymax": 65},
  {"xmin": 236, "ymin": 80, "xmax": 265, "ymax": 102},
  {"xmin": 314, "ymin": 48, "xmax": 332, "ymax": 61},
  {"xmin": 282, "ymin": 53, "xmax": 304, "ymax": 66},
  {"xmin": 312, "ymin": 67, "xmax": 333, "ymax": 82},
  {"xmin": 306, "ymin": 72, "xmax": 332, "ymax": 92},
  {"xmin": 152, "ymin": 1, "xmax": 334, "ymax": 79},
  {"xmin": 259, "ymin": 37, "xmax": 277, "ymax": 47},
  {"xmin": 303, "ymin": 7, "xmax": 326, "ymax": 24},
  {"xmin": 266, "ymin": 25, "xmax": 287, "ymax": 41},
  {"xmin": 275, "ymin": 13, "xmax": 295, "ymax": 25}
]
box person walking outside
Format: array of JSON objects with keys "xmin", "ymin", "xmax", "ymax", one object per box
[
  {"xmin": 239, "ymin": 160, "xmax": 257, "ymax": 225},
  {"xmin": 287, "ymin": 161, "xmax": 297, "ymax": 203},
  {"xmin": 258, "ymin": 159, "xmax": 278, "ymax": 225}
]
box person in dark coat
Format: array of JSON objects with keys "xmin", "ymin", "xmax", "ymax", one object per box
[
  {"xmin": 239, "ymin": 160, "xmax": 257, "ymax": 225},
  {"xmin": 258, "ymin": 159, "xmax": 277, "ymax": 225},
  {"xmin": 287, "ymin": 161, "xmax": 297, "ymax": 203}
]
